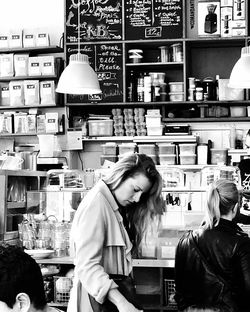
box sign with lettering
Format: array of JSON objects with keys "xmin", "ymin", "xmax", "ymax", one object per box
[
  {"xmin": 66, "ymin": 43, "xmax": 123, "ymax": 103},
  {"xmin": 66, "ymin": 0, "xmax": 122, "ymax": 43},
  {"xmin": 125, "ymin": 0, "xmax": 183, "ymax": 39}
]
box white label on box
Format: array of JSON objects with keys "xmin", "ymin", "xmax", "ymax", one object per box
[
  {"xmin": 29, "ymin": 62, "xmax": 40, "ymax": 76},
  {"xmin": 43, "ymin": 62, "xmax": 53, "ymax": 75},
  {"xmin": 42, "ymin": 83, "xmax": 52, "ymax": 94},
  {"xmin": 0, "ymin": 36, "xmax": 8, "ymax": 48}
]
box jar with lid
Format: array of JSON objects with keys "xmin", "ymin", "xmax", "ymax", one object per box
[
  {"xmin": 195, "ymin": 87, "xmax": 204, "ymax": 101},
  {"xmin": 170, "ymin": 43, "xmax": 183, "ymax": 62},
  {"xmin": 202, "ymin": 77, "xmax": 215, "ymax": 100}
]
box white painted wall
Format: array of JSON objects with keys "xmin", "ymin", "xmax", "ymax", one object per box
[{"xmin": 0, "ymin": 0, "xmax": 64, "ymax": 46}]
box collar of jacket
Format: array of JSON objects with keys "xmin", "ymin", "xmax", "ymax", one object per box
[
  {"xmin": 218, "ymin": 218, "xmax": 248, "ymax": 237},
  {"xmin": 96, "ymin": 179, "xmax": 123, "ymax": 222}
]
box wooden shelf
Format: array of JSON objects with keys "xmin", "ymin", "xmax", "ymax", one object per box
[
  {"xmin": 0, "ymin": 45, "xmax": 63, "ymax": 54},
  {"xmin": 0, "ymin": 74, "xmax": 57, "ymax": 82},
  {"xmin": 82, "ymin": 135, "xmax": 197, "ymax": 143}
]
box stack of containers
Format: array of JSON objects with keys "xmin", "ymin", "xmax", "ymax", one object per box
[
  {"xmin": 157, "ymin": 143, "xmax": 177, "ymax": 165},
  {"xmin": 178, "ymin": 143, "xmax": 197, "ymax": 165},
  {"xmin": 134, "ymin": 108, "xmax": 147, "ymax": 136},
  {"xmin": 137, "ymin": 144, "xmax": 157, "ymax": 165},
  {"xmin": 168, "ymin": 81, "xmax": 184, "ymax": 102},
  {"xmin": 100, "ymin": 142, "xmax": 118, "ymax": 166},
  {"xmin": 118, "ymin": 143, "xmax": 137, "ymax": 161},
  {"xmin": 112, "ymin": 108, "xmax": 124, "ymax": 136},
  {"xmin": 124, "ymin": 108, "xmax": 135, "ymax": 136},
  {"xmin": 145, "ymin": 109, "xmax": 163, "ymax": 136}
]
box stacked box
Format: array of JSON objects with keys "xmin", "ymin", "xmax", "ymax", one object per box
[
  {"xmin": 134, "ymin": 108, "xmax": 146, "ymax": 136},
  {"xmin": 112, "ymin": 108, "xmax": 124, "ymax": 136}
]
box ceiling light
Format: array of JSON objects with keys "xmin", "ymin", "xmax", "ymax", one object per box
[
  {"xmin": 228, "ymin": 46, "xmax": 250, "ymax": 88},
  {"xmin": 56, "ymin": 2, "xmax": 101, "ymax": 95}
]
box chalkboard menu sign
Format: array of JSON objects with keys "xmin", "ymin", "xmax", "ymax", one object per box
[
  {"xmin": 125, "ymin": 0, "xmax": 183, "ymax": 40},
  {"xmin": 66, "ymin": 0, "xmax": 122, "ymax": 43},
  {"xmin": 66, "ymin": 44, "xmax": 123, "ymax": 103}
]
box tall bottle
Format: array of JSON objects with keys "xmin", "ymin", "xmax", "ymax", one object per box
[
  {"xmin": 137, "ymin": 72, "xmax": 144, "ymax": 102},
  {"xmin": 127, "ymin": 70, "xmax": 137, "ymax": 102},
  {"xmin": 215, "ymin": 74, "xmax": 220, "ymax": 101}
]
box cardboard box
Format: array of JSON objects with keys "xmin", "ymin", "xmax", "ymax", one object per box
[
  {"xmin": 45, "ymin": 112, "xmax": 58, "ymax": 133},
  {"xmin": 198, "ymin": 0, "xmax": 221, "ymax": 37}
]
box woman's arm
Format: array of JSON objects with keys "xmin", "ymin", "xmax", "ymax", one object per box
[{"xmin": 108, "ymin": 288, "xmax": 142, "ymax": 312}]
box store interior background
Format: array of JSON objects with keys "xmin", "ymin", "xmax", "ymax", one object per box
[{"xmin": 0, "ymin": 0, "xmax": 249, "ymax": 170}]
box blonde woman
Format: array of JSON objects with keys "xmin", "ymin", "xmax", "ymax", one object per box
[
  {"xmin": 68, "ymin": 153, "xmax": 164, "ymax": 312},
  {"xmin": 175, "ymin": 179, "xmax": 250, "ymax": 312}
]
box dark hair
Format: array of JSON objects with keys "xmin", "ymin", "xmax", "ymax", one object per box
[
  {"xmin": 103, "ymin": 153, "xmax": 164, "ymax": 254},
  {"xmin": 0, "ymin": 244, "xmax": 46, "ymax": 309}
]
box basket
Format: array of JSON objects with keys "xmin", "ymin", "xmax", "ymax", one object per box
[
  {"xmin": 54, "ymin": 276, "xmax": 73, "ymax": 303},
  {"xmin": 164, "ymin": 279, "xmax": 177, "ymax": 309}
]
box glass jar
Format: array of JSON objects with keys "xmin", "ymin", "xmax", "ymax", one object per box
[{"xmin": 195, "ymin": 87, "xmax": 204, "ymax": 101}]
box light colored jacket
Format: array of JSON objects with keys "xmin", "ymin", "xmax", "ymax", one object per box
[{"xmin": 67, "ymin": 180, "xmax": 133, "ymax": 312}]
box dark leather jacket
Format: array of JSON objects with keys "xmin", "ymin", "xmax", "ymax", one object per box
[{"xmin": 175, "ymin": 219, "xmax": 250, "ymax": 311}]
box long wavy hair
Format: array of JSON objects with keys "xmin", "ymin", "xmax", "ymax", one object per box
[
  {"xmin": 202, "ymin": 179, "xmax": 240, "ymax": 230},
  {"xmin": 103, "ymin": 153, "xmax": 164, "ymax": 255}
]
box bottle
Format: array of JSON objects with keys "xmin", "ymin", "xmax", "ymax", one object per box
[
  {"xmin": 137, "ymin": 72, "xmax": 144, "ymax": 102},
  {"xmin": 144, "ymin": 74, "xmax": 152, "ymax": 102},
  {"xmin": 215, "ymin": 74, "xmax": 220, "ymax": 101},
  {"xmin": 127, "ymin": 70, "xmax": 137, "ymax": 102}
]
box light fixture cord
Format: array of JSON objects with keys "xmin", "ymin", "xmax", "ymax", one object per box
[{"xmin": 78, "ymin": 0, "xmax": 80, "ymax": 53}]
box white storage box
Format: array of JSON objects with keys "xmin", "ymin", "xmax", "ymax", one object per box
[
  {"xmin": 145, "ymin": 115, "xmax": 162, "ymax": 126},
  {"xmin": 210, "ymin": 148, "xmax": 228, "ymax": 165},
  {"xmin": 157, "ymin": 143, "xmax": 176, "ymax": 155},
  {"xmin": 159, "ymin": 154, "xmax": 176, "ymax": 165},
  {"xmin": 138, "ymin": 144, "xmax": 156, "ymax": 155},
  {"xmin": 147, "ymin": 125, "xmax": 163, "ymax": 136},
  {"xmin": 179, "ymin": 154, "xmax": 196, "ymax": 165},
  {"xmin": 178, "ymin": 143, "xmax": 197, "ymax": 155},
  {"xmin": 230, "ymin": 106, "xmax": 246, "ymax": 117},
  {"xmin": 169, "ymin": 92, "xmax": 184, "ymax": 102},
  {"xmin": 88, "ymin": 119, "xmax": 113, "ymax": 136},
  {"xmin": 101, "ymin": 143, "xmax": 117, "ymax": 155},
  {"xmin": 169, "ymin": 82, "xmax": 184, "ymax": 92},
  {"xmin": 118, "ymin": 143, "xmax": 137, "ymax": 154}
]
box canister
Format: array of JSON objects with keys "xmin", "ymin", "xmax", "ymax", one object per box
[
  {"xmin": 170, "ymin": 43, "xmax": 183, "ymax": 62},
  {"xmin": 197, "ymin": 144, "xmax": 208, "ymax": 165},
  {"xmin": 203, "ymin": 77, "xmax": 215, "ymax": 100}
]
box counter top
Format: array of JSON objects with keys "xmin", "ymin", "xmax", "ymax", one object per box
[{"xmin": 37, "ymin": 256, "xmax": 175, "ymax": 268}]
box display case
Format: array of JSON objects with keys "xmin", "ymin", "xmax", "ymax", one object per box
[
  {"xmin": 26, "ymin": 189, "xmax": 86, "ymax": 222},
  {"xmin": 0, "ymin": 169, "xmax": 47, "ymax": 244}
]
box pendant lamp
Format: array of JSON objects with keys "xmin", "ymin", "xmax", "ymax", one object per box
[
  {"xmin": 56, "ymin": 2, "xmax": 101, "ymax": 95},
  {"xmin": 228, "ymin": 46, "xmax": 250, "ymax": 89}
]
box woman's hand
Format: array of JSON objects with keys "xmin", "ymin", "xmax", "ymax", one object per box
[
  {"xmin": 117, "ymin": 298, "xmax": 143, "ymax": 312},
  {"xmin": 108, "ymin": 288, "xmax": 143, "ymax": 312}
]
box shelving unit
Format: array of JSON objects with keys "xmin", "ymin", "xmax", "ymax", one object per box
[
  {"xmin": 64, "ymin": 0, "xmax": 250, "ymax": 128},
  {"xmin": 0, "ymin": 45, "xmax": 65, "ymax": 137}
]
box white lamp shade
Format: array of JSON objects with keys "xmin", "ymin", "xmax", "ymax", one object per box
[
  {"xmin": 56, "ymin": 53, "xmax": 102, "ymax": 94},
  {"xmin": 228, "ymin": 47, "xmax": 250, "ymax": 88}
]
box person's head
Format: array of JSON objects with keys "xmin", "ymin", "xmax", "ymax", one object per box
[
  {"xmin": 0, "ymin": 244, "xmax": 47, "ymax": 312},
  {"xmin": 103, "ymin": 153, "xmax": 164, "ymax": 250},
  {"xmin": 203, "ymin": 179, "xmax": 241, "ymax": 229}
]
